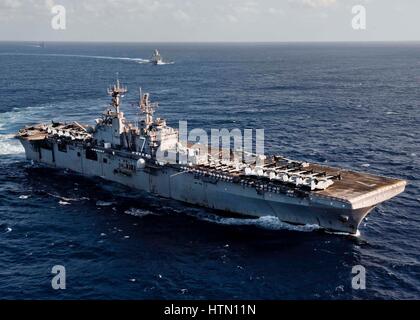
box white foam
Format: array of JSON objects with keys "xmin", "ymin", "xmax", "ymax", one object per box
[
  {"xmin": 124, "ymin": 208, "xmax": 157, "ymax": 217},
  {"xmin": 325, "ymin": 229, "xmax": 360, "ymax": 237},
  {"xmin": 135, "ymin": 59, "xmax": 151, "ymax": 64},
  {"xmin": 47, "ymin": 192, "xmax": 89, "ymax": 202},
  {"xmin": 203, "ymin": 215, "xmax": 320, "ymax": 232},
  {"xmin": 0, "ymin": 104, "xmax": 54, "ymax": 157},
  {"xmin": 0, "ymin": 134, "xmax": 24, "ymax": 155},
  {"xmin": 151, "ymin": 61, "xmax": 175, "ymax": 65},
  {"xmin": 96, "ymin": 200, "xmax": 116, "ymax": 207}
]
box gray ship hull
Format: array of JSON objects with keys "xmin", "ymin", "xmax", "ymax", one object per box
[{"xmin": 19, "ymin": 139, "xmax": 391, "ymax": 234}]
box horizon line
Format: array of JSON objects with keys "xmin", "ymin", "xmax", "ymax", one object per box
[{"xmin": 1, "ymin": 40, "xmax": 420, "ymax": 44}]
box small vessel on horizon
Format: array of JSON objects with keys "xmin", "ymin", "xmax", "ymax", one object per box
[
  {"xmin": 151, "ymin": 49, "xmax": 165, "ymax": 65},
  {"xmin": 28, "ymin": 41, "xmax": 45, "ymax": 48}
]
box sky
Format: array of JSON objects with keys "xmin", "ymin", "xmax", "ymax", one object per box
[{"xmin": 0, "ymin": 0, "xmax": 418, "ymax": 42}]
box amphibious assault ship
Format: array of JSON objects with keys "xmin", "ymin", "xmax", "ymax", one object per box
[{"xmin": 16, "ymin": 80, "xmax": 406, "ymax": 234}]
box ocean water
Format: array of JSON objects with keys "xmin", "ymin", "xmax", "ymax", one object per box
[{"xmin": 0, "ymin": 42, "xmax": 419, "ymax": 299}]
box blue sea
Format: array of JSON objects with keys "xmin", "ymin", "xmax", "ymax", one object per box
[{"xmin": 0, "ymin": 42, "xmax": 419, "ymax": 299}]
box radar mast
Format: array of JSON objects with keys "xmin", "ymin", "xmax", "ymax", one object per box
[
  {"xmin": 139, "ymin": 88, "xmax": 158, "ymax": 127},
  {"xmin": 107, "ymin": 77, "xmax": 127, "ymax": 113}
]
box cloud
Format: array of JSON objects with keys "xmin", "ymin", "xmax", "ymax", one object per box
[
  {"xmin": 226, "ymin": 14, "xmax": 238, "ymax": 23},
  {"xmin": 44, "ymin": 0, "xmax": 55, "ymax": 10},
  {"xmin": 0, "ymin": 0, "xmax": 49, "ymax": 21},
  {"xmin": 267, "ymin": 7, "xmax": 284, "ymax": 15},
  {"xmin": 231, "ymin": 0, "xmax": 260, "ymax": 15},
  {"xmin": 172, "ymin": 9, "xmax": 190, "ymax": 22},
  {"xmin": 290, "ymin": 0, "xmax": 337, "ymax": 8},
  {"xmin": 0, "ymin": 0, "xmax": 22, "ymax": 10}
]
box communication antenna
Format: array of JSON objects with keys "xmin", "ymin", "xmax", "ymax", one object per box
[{"xmin": 107, "ymin": 74, "xmax": 127, "ymax": 113}]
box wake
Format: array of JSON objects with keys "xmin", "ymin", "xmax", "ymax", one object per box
[
  {"xmin": 0, "ymin": 134, "xmax": 24, "ymax": 155},
  {"xmin": 0, "ymin": 52, "xmax": 150, "ymax": 64}
]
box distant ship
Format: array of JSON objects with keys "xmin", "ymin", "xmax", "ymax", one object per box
[
  {"xmin": 16, "ymin": 79, "xmax": 406, "ymax": 235},
  {"xmin": 28, "ymin": 42, "xmax": 45, "ymax": 48},
  {"xmin": 151, "ymin": 49, "xmax": 164, "ymax": 65}
]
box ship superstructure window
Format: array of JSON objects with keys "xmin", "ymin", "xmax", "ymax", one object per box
[
  {"xmin": 58, "ymin": 142, "xmax": 67, "ymax": 153},
  {"xmin": 86, "ymin": 148, "xmax": 98, "ymax": 161},
  {"xmin": 103, "ymin": 158, "xmax": 108, "ymax": 163}
]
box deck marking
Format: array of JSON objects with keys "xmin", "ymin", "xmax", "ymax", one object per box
[{"xmin": 355, "ymin": 181, "xmax": 376, "ymax": 188}]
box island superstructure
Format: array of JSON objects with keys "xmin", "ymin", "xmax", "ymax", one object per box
[{"xmin": 16, "ymin": 80, "xmax": 406, "ymax": 234}]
